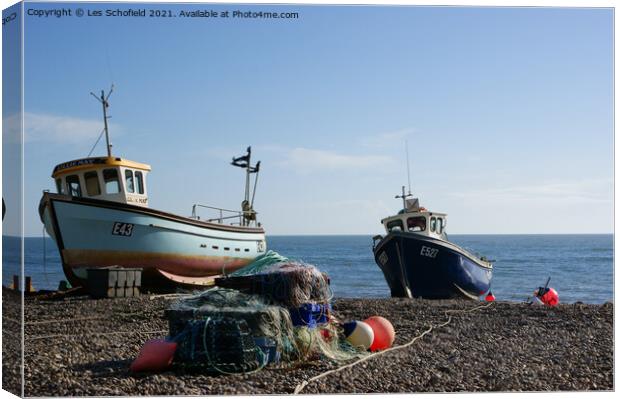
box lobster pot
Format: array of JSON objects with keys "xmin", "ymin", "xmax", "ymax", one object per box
[
  {"xmin": 166, "ymin": 287, "xmax": 365, "ymax": 367},
  {"xmin": 174, "ymin": 318, "xmax": 262, "ymax": 373},
  {"xmin": 166, "ymin": 305, "xmax": 291, "ymax": 340},
  {"xmin": 215, "ymin": 266, "xmax": 331, "ymax": 307},
  {"xmin": 166, "ymin": 288, "xmax": 300, "ymax": 364},
  {"xmin": 254, "ymin": 337, "xmax": 280, "ymax": 363}
]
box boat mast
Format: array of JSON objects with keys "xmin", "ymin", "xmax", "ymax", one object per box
[
  {"xmin": 405, "ymin": 139, "xmax": 412, "ymax": 196},
  {"xmin": 244, "ymin": 147, "xmax": 251, "ymax": 204},
  {"xmin": 394, "ymin": 141, "xmax": 413, "ymax": 211},
  {"xmin": 231, "ymin": 147, "xmax": 261, "ymax": 226},
  {"xmin": 90, "ymin": 85, "xmax": 114, "ymax": 157},
  {"xmin": 250, "ymin": 161, "xmax": 261, "ymax": 208},
  {"xmin": 395, "ymin": 185, "xmax": 412, "ymax": 211}
]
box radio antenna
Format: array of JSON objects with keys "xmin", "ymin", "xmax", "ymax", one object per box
[
  {"xmin": 405, "ymin": 139, "xmax": 412, "ymax": 195},
  {"xmin": 90, "ymin": 84, "xmax": 114, "ymax": 157}
]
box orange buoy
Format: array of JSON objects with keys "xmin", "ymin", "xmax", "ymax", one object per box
[
  {"xmin": 363, "ymin": 316, "xmax": 395, "ymax": 352},
  {"xmin": 537, "ymin": 287, "xmax": 559, "ymax": 307},
  {"xmin": 485, "ymin": 291, "xmax": 496, "ymax": 302}
]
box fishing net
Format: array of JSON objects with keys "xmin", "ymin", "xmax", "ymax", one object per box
[
  {"xmin": 168, "ymin": 288, "xmax": 299, "ymax": 362},
  {"xmin": 219, "ymin": 251, "xmax": 333, "ymax": 307},
  {"xmin": 229, "ymin": 250, "xmax": 289, "ymax": 276},
  {"xmin": 166, "ymin": 252, "xmax": 367, "ymax": 374}
]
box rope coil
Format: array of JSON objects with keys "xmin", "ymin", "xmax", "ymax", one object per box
[{"xmin": 293, "ymin": 302, "xmax": 495, "ymax": 394}]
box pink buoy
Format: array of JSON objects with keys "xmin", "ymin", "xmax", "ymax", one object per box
[
  {"xmin": 363, "ymin": 316, "xmax": 395, "ymax": 351},
  {"xmin": 130, "ymin": 339, "xmax": 177, "ymax": 373}
]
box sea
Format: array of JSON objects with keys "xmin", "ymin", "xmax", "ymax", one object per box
[{"xmin": 1, "ymin": 234, "xmax": 614, "ymax": 304}]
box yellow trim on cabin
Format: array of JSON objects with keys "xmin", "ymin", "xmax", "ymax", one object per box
[{"xmin": 52, "ymin": 157, "xmax": 151, "ymax": 178}]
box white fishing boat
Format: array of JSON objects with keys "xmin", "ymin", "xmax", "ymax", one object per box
[{"xmin": 39, "ymin": 87, "xmax": 266, "ymax": 289}]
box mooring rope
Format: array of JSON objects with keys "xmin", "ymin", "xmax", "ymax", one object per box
[
  {"xmin": 24, "ymin": 311, "xmax": 156, "ymax": 326},
  {"xmin": 27, "ymin": 330, "xmax": 168, "ymax": 341},
  {"xmin": 149, "ymin": 293, "xmax": 193, "ymax": 300},
  {"xmin": 292, "ymin": 301, "xmax": 495, "ymax": 394}
]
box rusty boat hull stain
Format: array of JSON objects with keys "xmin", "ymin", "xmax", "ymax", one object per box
[{"xmin": 39, "ymin": 192, "xmax": 266, "ymax": 288}]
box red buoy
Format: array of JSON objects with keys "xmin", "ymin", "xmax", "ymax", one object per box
[
  {"xmin": 539, "ymin": 287, "xmax": 559, "ymax": 307},
  {"xmin": 485, "ymin": 291, "xmax": 495, "ymax": 302},
  {"xmin": 363, "ymin": 316, "xmax": 395, "ymax": 351}
]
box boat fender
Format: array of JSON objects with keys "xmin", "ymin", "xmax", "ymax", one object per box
[
  {"xmin": 485, "ymin": 291, "xmax": 496, "ymax": 302},
  {"xmin": 363, "ymin": 316, "xmax": 395, "ymax": 351},
  {"xmin": 130, "ymin": 339, "xmax": 177, "ymax": 373},
  {"xmin": 342, "ymin": 321, "xmax": 374, "ymax": 350},
  {"xmin": 535, "ymin": 287, "xmax": 559, "ymax": 307}
]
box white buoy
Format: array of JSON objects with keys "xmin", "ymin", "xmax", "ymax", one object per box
[{"xmin": 343, "ymin": 321, "xmax": 374, "ymax": 350}]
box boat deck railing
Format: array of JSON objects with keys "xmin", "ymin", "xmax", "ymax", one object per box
[{"xmin": 190, "ymin": 203, "xmax": 258, "ymax": 226}]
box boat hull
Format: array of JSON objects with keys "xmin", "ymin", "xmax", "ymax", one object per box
[
  {"xmin": 373, "ymin": 232, "xmax": 492, "ymax": 299},
  {"xmin": 39, "ymin": 193, "xmax": 267, "ymax": 288}
]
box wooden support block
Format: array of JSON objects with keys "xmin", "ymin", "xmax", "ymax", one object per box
[{"xmin": 86, "ymin": 267, "xmax": 143, "ymax": 298}]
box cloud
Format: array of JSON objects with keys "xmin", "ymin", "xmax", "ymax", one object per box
[
  {"xmin": 25, "ymin": 112, "xmax": 121, "ymax": 143},
  {"xmin": 3, "ymin": 112, "xmax": 121, "ymax": 144},
  {"xmin": 360, "ymin": 128, "xmax": 416, "ymax": 148},
  {"xmin": 282, "ymin": 147, "xmax": 394, "ymax": 172},
  {"xmin": 450, "ymin": 178, "xmax": 613, "ymax": 204}
]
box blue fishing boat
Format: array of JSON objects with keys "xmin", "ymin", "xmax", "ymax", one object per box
[{"xmin": 372, "ymin": 187, "xmax": 493, "ymax": 299}]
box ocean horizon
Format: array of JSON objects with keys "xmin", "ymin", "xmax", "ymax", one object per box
[{"xmin": 2, "ymin": 234, "xmax": 614, "ymax": 304}]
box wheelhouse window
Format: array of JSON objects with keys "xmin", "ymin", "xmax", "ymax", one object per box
[
  {"xmin": 66, "ymin": 175, "xmax": 82, "ymax": 197},
  {"xmin": 135, "ymin": 171, "xmax": 144, "ymax": 194},
  {"xmin": 103, "ymin": 168, "xmax": 121, "ymax": 194},
  {"xmin": 55, "ymin": 179, "xmax": 64, "ymax": 194},
  {"xmin": 386, "ymin": 219, "xmax": 404, "ymax": 232},
  {"xmin": 407, "ymin": 216, "xmax": 426, "ymax": 232},
  {"xmin": 437, "ymin": 218, "xmax": 443, "ymax": 234},
  {"xmin": 84, "ymin": 171, "xmax": 101, "ymax": 196},
  {"xmin": 430, "ymin": 217, "xmax": 437, "ymax": 232},
  {"xmin": 125, "ymin": 170, "xmax": 135, "ymax": 193}
]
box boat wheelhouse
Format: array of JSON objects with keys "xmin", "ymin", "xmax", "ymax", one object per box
[
  {"xmin": 381, "ymin": 206, "xmax": 447, "ymax": 241},
  {"xmin": 52, "ymin": 157, "xmax": 151, "ymax": 207}
]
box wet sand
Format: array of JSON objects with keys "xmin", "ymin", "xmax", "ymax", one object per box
[{"xmin": 2, "ymin": 289, "xmax": 613, "ymax": 396}]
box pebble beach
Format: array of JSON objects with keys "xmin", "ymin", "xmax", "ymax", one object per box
[{"xmin": 2, "ymin": 288, "xmax": 614, "ymax": 396}]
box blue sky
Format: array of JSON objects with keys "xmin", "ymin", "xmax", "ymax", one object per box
[{"xmin": 3, "ymin": 2, "xmax": 613, "ymax": 236}]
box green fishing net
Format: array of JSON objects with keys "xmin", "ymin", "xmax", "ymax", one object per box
[{"xmin": 167, "ymin": 252, "xmax": 366, "ymax": 374}]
